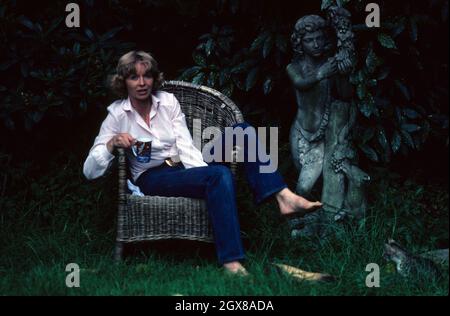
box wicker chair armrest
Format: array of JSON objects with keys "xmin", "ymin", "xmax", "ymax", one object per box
[
  {"xmin": 116, "ymin": 148, "xmax": 127, "ymax": 197},
  {"xmin": 116, "ymin": 147, "xmax": 128, "ymax": 241}
]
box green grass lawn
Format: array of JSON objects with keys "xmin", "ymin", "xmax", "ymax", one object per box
[{"xmin": 0, "ymin": 151, "xmax": 448, "ymax": 296}]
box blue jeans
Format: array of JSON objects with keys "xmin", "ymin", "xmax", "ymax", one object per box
[{"xmin": 136, "ymin": 122, "xmax": 287, "ymax": 264}]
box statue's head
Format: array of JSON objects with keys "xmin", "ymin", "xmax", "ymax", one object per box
[{"xmin": 291, "ymin": 15, "xmax": 331, "ymax": 59}]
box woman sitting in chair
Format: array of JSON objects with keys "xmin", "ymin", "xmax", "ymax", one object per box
[{"xmin": 83, "ymin": 50, "xmax": 322, "ymax": 276}]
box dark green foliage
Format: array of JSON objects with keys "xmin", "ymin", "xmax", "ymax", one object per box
[
  {"xmin": 0, "ymin": 1, "xmax": 134, "ymax": 130},
  {"xmin": 1, "ymin": 0, "xmax": 448, "ymax": 165},
  {"xmin": 347, "ymin": 0, "xmax": 449, "ymax": 163},
  {"xmin": 179, "ymin": 0, "xmax": 449, "ymax": 163}
]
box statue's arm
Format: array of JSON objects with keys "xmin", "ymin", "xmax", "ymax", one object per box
[{"xmin": 286, "ymin": 63, "xmax": 320, "ymax": 90}]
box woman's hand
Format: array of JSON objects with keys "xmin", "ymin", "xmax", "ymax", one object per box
[{"xmin": 107, "ymin": 133, "xmax": 135, "ymax": 153}]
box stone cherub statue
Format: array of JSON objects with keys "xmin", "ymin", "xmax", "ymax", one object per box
[{"xmin": 286, "ymin": 6, "xmax": 370, "ymax": 237}]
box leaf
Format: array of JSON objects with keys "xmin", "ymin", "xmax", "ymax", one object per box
[
  {"xmin": 403, "ymin": 108, "xmax": 420, "ymax": 119},
  {"xmin": 400, "ymin": 129, "xmax": 415, "ymax": 148},
  {"xmin": 245, "ymin": 67, "xmax": 259, "ymax": 91},
  {"xmin": 263, "ymin": 35, "xmax": 274, "ymax": 58},
  {"xmin": 219, "ymin": 70, "xmax": 231, "ymax": 86},
  {"xmin": 272, "ymin": 263, "xmax": 335, "ymax": 282},
  {"xmin": 192, "ymin": 72, "xmax": 205, "ymax": 85},
  {"xmin": 391, "ymin": 130, "xmax": 402, "ymax": 153},
  {"xmin": 193, "ymin": 53, "xmax": 206, "ymax": 67},
  {"xmin": 199, "ymin": 33, "xmax": 211, "ymax": 41},
  {"xmin": 336, "ymin": 0, "xmax": 343, "ymax": 7},
  {"xmin": 30, "ymin": 111, "xmax": 44, "ymax": 123},
  {"xmin": 80, "ymin": 100, "xmax": 87, "ymax": 111},
  {"xmin": 377, "ymin": 127, "xmax": 389, "ymax": 151},
  {"xmin": 180, "ymin": 66, "xmax": 202, "ymax": 80},
  {"xmin": 18, "ymin": 15, "xmax": 34, "ymax": 30},
  {"xmin": 377, "ymin": 66, "xmax": 390, "ymax": 81},
  {"xmin": 217, "ymin": 37, "xmax": 231, "ymax": 54},
  {"xmin": 207, "ymin": 72, "xmax": 217, "ymax": 87},
  {"xmin": 377, "ymin": 33, "xmax": 397, "ymax": 49},
  {"xmin": 358, "ymin": 101, "xmax": 373, "ymax": 118},
  {"xmin": 231, "ymin": 60, "xmax": 257, "ymax": 74},
  {"xmin": 361, "ymin": 127, "xmax": 375, "ymax": 143},
  {"xmin": 358, "ymin": 69, "xmax": 367, "ymax": 83},
  {"xmin": 84, "ymin": 28, "xmax": 95, "ymax": 41},
  {"xmin": 395, "ymin": 80, "xmax": 411, "ymax": 101},
  {"xmin": 367, "ymin": 79, "xmax": 377, "ymax": 87},
  {"xmin": 219, "ymin": 25, "xmax": 233, "ymax": 36},
  {"xmin": 35, "ymin": 23, "xmax": 43, "ymax": 33},
  {"xmin": 365, "ymin": 47, "xmax": 378, "ymax": 73},
  {"xmin": 232, "ymin": 76, "xmax": 246, "ymax": 91},
  {"xmin": 45, "ymin": 17, "xmax": 63, "ymax": 36},
  {"xmin": 392, "ymin": 20, "xmax": 406, "ymax": 38},
  {"xmin": 349, "ymin": 73, "xmax": 360, "ymax": 85},
  {"xmin": 359, "ymin": 144, "xmax": 379, "ymax": 162},
  {"xmin": 100, "ymin": 27, "xmax": 123, "ymax": 41},
  {"xmin": 409, "ymin": 19, "xmax": 418, "ymax": 42},
  {"xmin": 394, "ymin": 106, "xmax": 405, "ymax": 124},
  {"xmin": 73, "ymin": 42, "xmax": 80, "ymax": 55},
  {"xmin": 321, "ymin": 0, "xmax": 333, "ymax": 10},
  {"xmin": 357, "ymin": 84, "xmax": 367, "ymax": 100},
  {"xmin": 222, "ymin": 83, "xmax": 234, "ymax": 97},
  {"xmin": 196, "ymin": 42, "xmax": 206, "ymax": 51},
  {"xmin": 401, "ymin": 123, "xmax": 421, "ymax": 133},
  {"xmin": 250, "ymin": 32, "xmax": 268, "ymax": 52},
  {"xmin": 0, "ymin": 59, "xmax": 18, "ymax": 71},
  {"xmin": 205, "ymin": 38, "xmax": 214, "ymax": 57},
  {"xmin": 263, "ymin": 77, "xmax": 273, "ymax": 95}
]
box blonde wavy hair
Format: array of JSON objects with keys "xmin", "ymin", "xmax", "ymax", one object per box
[{"xmin": 108, "ymin": 51, "xmax": 164, "ymax": 98}]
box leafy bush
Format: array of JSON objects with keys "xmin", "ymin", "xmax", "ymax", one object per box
[
  {"xmin": 346, "ymin": 0, "xmax": 449, "ymax": 162},
  {"xmin": 0, "ymin": 1, "xmax": 134, "ymax": 130},
  {"xmin": 179, "ymin": 0, "xmax": 449, "ymax": 163},
  {"xmin": 0, "ymin": 0, "xmax": 448, "ymax": 166}
]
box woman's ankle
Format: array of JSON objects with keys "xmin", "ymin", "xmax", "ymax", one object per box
[
  {"xmin": 223, "ymin": 261, "xmax": 243, "ymax": 269},
  {"xmin": 223, "ymin": 261, "xmax": 249, "ymax": 276}
]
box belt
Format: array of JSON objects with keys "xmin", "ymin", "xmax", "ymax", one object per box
[{"xmin": 164, "ymin": 157, "xmax": 181, "ymax": 167}]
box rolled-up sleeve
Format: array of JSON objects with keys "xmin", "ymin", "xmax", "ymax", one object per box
[
  {"xmin": 171, "ymin": 96, "xmax": 208, "ymax": 169},
  {"xmin": 83, "ymin": 112, "xmax": 118, "ymax": 180}
]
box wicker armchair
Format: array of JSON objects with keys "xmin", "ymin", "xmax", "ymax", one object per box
[{"xmin": 114, "ymin": 81, "xmax": 244, "ymax": 261}]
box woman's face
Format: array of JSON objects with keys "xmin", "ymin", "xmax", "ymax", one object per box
[{"xmin": 125, "ymin": 62, "xmax": 154, "ymax": 101}]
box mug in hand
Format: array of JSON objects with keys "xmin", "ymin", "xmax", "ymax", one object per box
[{"xmin": 131, "ymin": 137, "xmax": 152, "ymax": 163}]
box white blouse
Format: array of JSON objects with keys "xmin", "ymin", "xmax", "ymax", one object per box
[{"xmin": 83, "ymin": 91, "xmax": 207, "ymax": 182}]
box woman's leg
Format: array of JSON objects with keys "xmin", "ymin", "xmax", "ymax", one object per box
[
  {"xmin": 208, "ymin": 122, "xmax": 288, "ymax": 205},
  {"xmin": 207, "ymin": 122, "xmax": 322, "ymax": 215},
  {"xmin": 136, "ymin": 164, "xmax": 245, "ymax": 266}
]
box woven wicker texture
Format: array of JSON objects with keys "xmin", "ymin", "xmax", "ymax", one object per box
[{"xmin": 114, "ymin": 81, "xmax": 244, "ymax": 260}]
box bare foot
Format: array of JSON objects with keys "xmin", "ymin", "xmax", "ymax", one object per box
[
  {"xmin": 276, "ymin": 188, "xmax": 322, "ymax": 217},
  {"xmin": 223, "ymin": 261, "xmax": 249, "ymax": 276}
]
